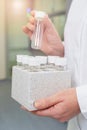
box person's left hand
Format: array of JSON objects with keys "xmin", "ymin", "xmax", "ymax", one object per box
[{"xmin": 22, "ymin": 88, "xmax": 80, "ymax": 122}]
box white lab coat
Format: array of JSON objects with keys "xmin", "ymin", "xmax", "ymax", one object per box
[{"xmin": 64, "ymin": 0, "xmax": 87, "ymax": 130}]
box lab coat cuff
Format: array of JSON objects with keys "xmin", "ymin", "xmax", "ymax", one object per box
[
  {"xmin": 76, "ymin": 86, "xmax": 87, "ymax": 119},
  {"xmin": 62, "ymin": 41, "xmax": 64, "ymax": 45}
]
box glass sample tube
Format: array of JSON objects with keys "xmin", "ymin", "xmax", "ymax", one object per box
[
  {"xmin": 35, "ymin": 56, "xmax": 47, "ymax": 70},
  {"xmin": 55, "ymin": 57, "xmax": 67, "ymax": 71},
  {"xmin": 31, "ymin": 11, "xmax": 46, "ymax": 49},
  {"xmin": 21, "ymin": 55, "xmax": 29, "ymax": 69},
  {"xmin": 44, "ymin": 56, "xmax": 56, "ymax": 71},
  {"xmin": 28, "ymin": 57, "xmax": 40, "ymax": 72},
  {"xmin": 47, "ymin": 56, "xmax": 56, "ymax": 69},
  {"xmin": 16, "ymin": 55, "xmax": 23, "ymax": 67}
]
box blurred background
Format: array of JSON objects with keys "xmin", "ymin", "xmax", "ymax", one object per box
[
  {"xmin": 0, "ymin": 0, "xmax": 72, "ymax": 130},
  {"xmin": 0, "ymin": 0, "xmax": 72, "ymax": 79}
]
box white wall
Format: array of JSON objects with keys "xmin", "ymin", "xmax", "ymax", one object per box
[{"xmin": 0, "ymin": 0, "xmax": 6, "ymax": 79}]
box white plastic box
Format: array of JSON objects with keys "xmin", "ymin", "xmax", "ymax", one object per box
[{"xmin": 11, "ymin": 66, "xmax": 71, "ymax": 111}]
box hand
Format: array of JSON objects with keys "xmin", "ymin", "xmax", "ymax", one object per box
[
  {"xmin": 32, "ymin": 88, "xmax": 80, "ymax": 122},
  {"xmin": 23, "ymin": 11, "xmax": 64, "ymax": 56}
]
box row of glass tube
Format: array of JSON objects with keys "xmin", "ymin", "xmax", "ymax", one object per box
[{"xmin": 16, "ymin": 55, "xmax": 67, "ymax": 72}]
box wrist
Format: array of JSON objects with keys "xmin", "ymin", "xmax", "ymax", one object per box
[{"xmin": 50, "ymin": 43, "xmax": 64, "ymax": 57}]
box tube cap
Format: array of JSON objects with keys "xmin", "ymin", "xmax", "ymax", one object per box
[
  {"xmin": 22, "ymin": 55, "xmax": 29, "ymax": 65},
  {"xmin": 47, "ymin": 56, "xmax": 58, "ymax": 64},
  {"xmin": 35, "ymin": 56, "xmax": 47, "ymax": 64},
  {"xmin": 16, "ymin": 55, "xmax": 23, "ymax": 63},
  {"xmin": 55, "ymin": 57, "xmax": 67, "ymax": 66},
  {"xmin": 28, "ymin": 57, "xmax": 40, "ymax": 66},
  {"xmin": 35, "ymin": 11, "xmax": 46, "ymax": 19}
]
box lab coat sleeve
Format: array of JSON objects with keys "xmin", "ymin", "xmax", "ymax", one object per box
[{"xmin": 76, "ymin": 19, "xmax": 87, "ymax": 119}]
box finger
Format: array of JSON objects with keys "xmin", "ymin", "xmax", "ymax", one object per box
[
  {"xmin": 33, "ymin": 106, "xmax": 55, "ymax": 117},
  {"xmin": 26, "ymin": 23, "xmax": 35, "ymax": 32},
  {"xmin": 21, "ymin": 106, "xmax": 37, "ymax": 114},
  {"xmin": 30, "ymin": 10, "xmax": 35, "ymax": 17},
  {"xmin": 34, "ymin": 93, "xmax": 63, "ymax": 110},
  {"xmin": 23, "ymin": 26, "xmax": 29, "ymax": 33},
  {"xmin": 28, "ymin": 15, "xmax": 36, "ymax": 24},
  {"xmin": 33, "ymin": 102, "xmax": 67, "ymax": 118},
  {"xmin": 22, "ymin": 26, "xmax": 33, "ymax": 38},
  {"xmin": 29, "ymin": 16, "xmax": 35, "ymax": 24},
  {"xmin": 33, "ymin": 105, "xmax": 63, "ymax": 118}
]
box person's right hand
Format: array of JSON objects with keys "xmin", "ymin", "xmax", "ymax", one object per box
[{"xmin": 23, "ymin": 11, "xmax": 64, "ymax": 56}]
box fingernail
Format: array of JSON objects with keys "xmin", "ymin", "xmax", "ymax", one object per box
[{"xmin": 34, "ymin": 101, "xmax": 40, "ymax": 108}]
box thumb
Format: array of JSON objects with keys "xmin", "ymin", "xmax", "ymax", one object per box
[
  {"xmin": 34, "ymin": 93, "xmax": 63, "ymax": 110},
  {"xmin": 31, "ymin": 10, "xmax": 35, "ymax": 17}
]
